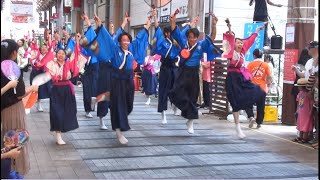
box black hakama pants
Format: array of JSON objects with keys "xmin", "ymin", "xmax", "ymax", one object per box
[
  {"xmin": 157, "ymin": 58, "xmax": 177, "ymax": 112},
  {"xmin": 81, "ymin": 63, "xmax": 98, "ymax": 112},
  {"xmin": 97, "ymin": 61, "xmax": 112, "ymax": 117},
  {"xmin": 110, "ymin": 69, "xmax": 134, "ymax": 131},
  {"xmin": 141, "ymin": 69, "xmax": 158, "ymax": 96},
  {"xmin": 50, "ymin": 82, "xmax": 78, "ymax": 132},
  {"xmin": 169, "ymin": 66, "xmax": 199, "ymax": 119},
  {"xmin": 226, "ymin": 71, "xmax": 265, "ymax": 112}
]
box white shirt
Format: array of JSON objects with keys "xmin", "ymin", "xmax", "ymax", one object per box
[
  {"xmin": 267, "ymin": 62, "xmax": 274, "ymax": 77},
  {"xmin": 304, "ymin": 58, "xmax": 318, "ymax": 80}
]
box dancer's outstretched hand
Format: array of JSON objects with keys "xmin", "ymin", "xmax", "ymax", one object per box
[
  {"xmin": 145, "ymin": 16, "xmax": 152, "ymax": 30},
  {"xmin": 170, "ymin": 12, "xmax": 177, "ymax": 22},
  {"xmin": 152, "ymin": 8, "xmax": 157, "ymax": 18},
  {"xmin": 255, "ymin": 24, "xmax": 265, "ymax": 33},
  {"xmin": 94, "ymin": 14, "xmax": 102, "ymax": 27},
  {"xmin": 125, "ymin": 11, "xmax": 130, "ymax": 22},
  {"xmin": 212, "ymin": 15, "xmax": 218, "ymax": 25},
  {"xmin": 190, "ymin": 16, "xmax": 199, "ymax": 28},
  {"xmin": 81, "ymin": 12, "xmax": 91, "ymax": 26}
]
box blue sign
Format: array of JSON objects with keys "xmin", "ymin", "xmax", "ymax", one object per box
[{"xmin": 243, "ymin": 22, "xmax": 264, "ymax": 62}]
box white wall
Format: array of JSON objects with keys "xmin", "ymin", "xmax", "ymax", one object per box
[
  {"xmin": 130, "ymin": 0, "xmax": 210, "ymax": 27},
  {"xmin": 213, "ymin": 0, "xmax": 288, "ymax": 41},
  {"xmin": 129, "ymin": 0, "xmax": 292, "ymax": 42},
  {"xmin": 1, "ymin": 0, "xmax": 40, "ymax": 40}
]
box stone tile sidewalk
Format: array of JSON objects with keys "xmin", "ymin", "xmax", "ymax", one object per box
[{"xmin": 22, "ymin": 72, "xmax": 318, "ymax": 179}]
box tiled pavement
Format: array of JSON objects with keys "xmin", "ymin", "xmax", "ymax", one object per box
[{"xmin": 23, "ymin": 72, "xmax": 318, "ymax": 179}]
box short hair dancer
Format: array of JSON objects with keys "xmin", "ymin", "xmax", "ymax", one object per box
[
  {"xmin": 224, "ymin": 20, "xmax": 266, "ymax": 138},
  {"xmin": 168, "ymin": 13, "xmax": 222, "ymax": 134}
]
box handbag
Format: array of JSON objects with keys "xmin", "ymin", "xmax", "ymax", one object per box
[{"xmin": 240, "ymin": 67, "xmax": 252, "ymax": 80}]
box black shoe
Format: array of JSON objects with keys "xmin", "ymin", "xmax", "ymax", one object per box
[{"xmin": 257, "ymin": 124, "xmax": 261, "ymax": 129}]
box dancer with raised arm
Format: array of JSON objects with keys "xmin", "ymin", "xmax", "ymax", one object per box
[
  {"xmin": 37, "ymin": 33, "xmax": 88, "ymax": 145},
  {"xmin": 223, "ymin": 19, "xmax": 266, "ymax": 139},
  {"xmin": 151, "ymin": 9, "xmax": 183, "ymax": 124},
  {"xmin": 28, "ymin": 38, "xmax": 52, "ymax": 112},
  {"xmin": 81, "ymin": 13, "xmax": 117, "ymax": 129},
  {"xmin": 168, "ymin": 13, "xmax": 223, "ymax": 134},
  {"xmin": 93, "ymin": 14, "xmax": 151, "ymax": 144}
]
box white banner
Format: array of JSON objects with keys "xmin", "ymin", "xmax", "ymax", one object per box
[
  {"xmin": 64, "ymin": 0, "xmax": 72, "ymax": 7},
  {"xmin": 10, "ymin": 0, "xmax": 33, "ymax": 17}
]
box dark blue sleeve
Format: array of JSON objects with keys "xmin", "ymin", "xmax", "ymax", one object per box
[
  {"xmin": 82, "ymin": 26, "xmax": 98, "ymax": 60},
  {"xmin": 153, "ymin": 27, "xmax": 164, "ymax": 50},
  {"xmin": 95, "ymin": 25, "xmax": 116, "ymax": 61},
  {"xmin": 171, "ymin": 25, "xmax": 190, "ymax": 48},
  {"xmin": 200, "ymin": 35, "xmax": 223, "ymax": 61},
  {"xmin": 84, "ymin": 26, "xmax": 97, "ymax": 43},
  {"xmin": 65, "ymin": 38, "xmax": 76, "ymax": 56},
  {"xmin": 129, "ymin": 28, "xmax": 149, "ymax": 65}
]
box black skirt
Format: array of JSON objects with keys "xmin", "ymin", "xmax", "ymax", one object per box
[
  {"xmin": 169, "ymin": 66, "xmax": 199, "ymax": 119},
  {"xmin": 81, "ymin": 64, "xmax": 98, "ymax": 112},
  {"xmin": 141, "ymin": 69, "xmax": 158, "ymax": 96},
  {"xmin": 50, "ymin": 83, "xmax": 78, "ymax": 132},
  {"xmin": 97, "ymin": 62, "xmax": 112, "ymax": 95},
  {"xmin": 96, "ymin": 62, "xmax": 112, "ymax": 117},
  {"xmin": 30, "ymin": 68, "xmax": 52, "ymax": 99},
  {"xmin": 226, "ymin": 72, "xmax": 265, "ymax": 112},
  {"xmin": 158, "ymin": 58, "xmax": 177, "ymax": 112},
  {"xmin": 110, "ymin": 69, "xmax": 134, "ymax": 131}
]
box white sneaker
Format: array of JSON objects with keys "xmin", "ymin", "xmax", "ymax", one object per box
[
  {"xmin": 37, "ymin": 103, "xmax": 44, "ymax": 112},
  {"xmin": 37, "ymin": 106, "xmax": 44, "ymax": 112},
  {"xmin": 161, "ymin": 111, "xmax": 167, "ymax": 124},
  {"xmin": 56, "ymin": 132, "xmax": 66, "ymax": 145},
  {"xmin": 99, "ymin": 118, "xmax": 108, "ymax": 130},
  {"xmin": 100, "ymin": 124, "xmax": 108, "ymax": 130},
  {"xmin": 186, "ymin": 119, "xmax": 194, "ymax": 134},
  {"xmin": 118, "ymin": 135, "xmax": 128, "ymax": 144},
  {"xmin": 116, "ymin": 129, "xmax": 128, "ymax": 144},
  {"xmin": 25, "ymin": 108, "xmax": 30, "ymax": 114},
  {"xmin": 85, "ymin": 112, "xmax": 93, "ymax": 118},
  {"xmin": 91, "ymin": 97, "xmax": 97, "ymax": 110},
  {"xmin": 174, "ymin": 109, "xmax": 181, "ymax": 116},
  {"xmin": 145, "ymin": 97, "xmax": 151, "ymax": 105},
  {"xmin": 236, "ymin": 124, "xmax": 246, "ymax": 139},
  {"xmin": 173, "ymin": 106, "xmax": 181, "ymax": 116},
  {"xmin": 248, "ymin": 117, "xmax": 255, "ymax": 128}
]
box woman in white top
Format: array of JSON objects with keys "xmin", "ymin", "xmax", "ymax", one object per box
[{"xmin": 292, "ymin": 41, "xmax": 318, "ymax": 80}]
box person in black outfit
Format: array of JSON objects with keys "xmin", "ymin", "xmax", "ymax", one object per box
[{"xmin": 249, "ymin": 0, "xmax": 283, "ymax": 46}]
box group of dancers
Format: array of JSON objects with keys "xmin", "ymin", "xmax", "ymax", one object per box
[{"xmin": 3, "ymin": 8, "xmax": 267, "ymax": 147}]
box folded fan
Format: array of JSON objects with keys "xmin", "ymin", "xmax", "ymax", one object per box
[
  {"xmin": 22, "ymin": 92, "xmax": 38, "ymax": 109},
  {"xmin": 32, "ymin": 72, "xmax": 52, "ymax": 86}
]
